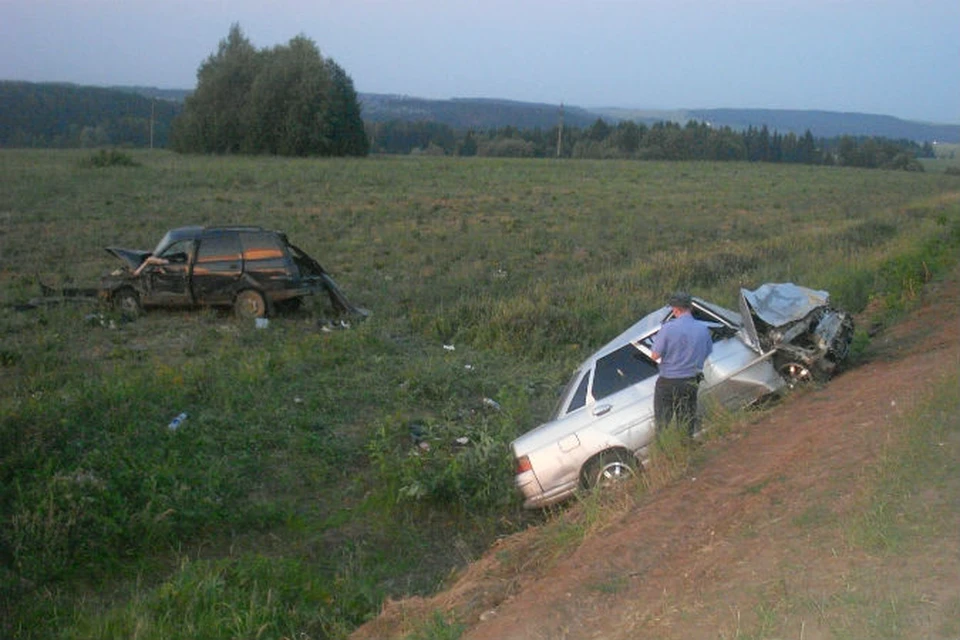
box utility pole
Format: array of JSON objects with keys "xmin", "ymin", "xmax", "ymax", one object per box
[{"xmin": 556, "ymin": 102, "xmax": 564, "ymax": 158}]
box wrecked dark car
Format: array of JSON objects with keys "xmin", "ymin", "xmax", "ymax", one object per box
[
  {"xmin": 99, "ymin": 226, "xmax": 367, "ymax": 319},
  {"xmin": 511, "ymin": 283, "xmax": 853, "ymax": 509}
]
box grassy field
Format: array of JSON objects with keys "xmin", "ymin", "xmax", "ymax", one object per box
[{"xmin": 1, "ymin": 150, "xmax": 959, "ymax": 639}]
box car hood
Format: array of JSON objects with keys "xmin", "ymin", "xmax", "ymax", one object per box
[
  {"xmin": 105, "ymin": 247, "xmax": 151, "ymax": 271},
  {"xmin": 738, "ymin": 283, "xmax": 831, "ymax": 350}
]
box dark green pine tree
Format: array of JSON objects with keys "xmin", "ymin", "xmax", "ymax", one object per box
[{"xmin": 322, "ymin": 59, "xmax": 369, "ymax": 157}]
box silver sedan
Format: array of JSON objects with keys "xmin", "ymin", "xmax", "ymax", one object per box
[{"xmin": 511, "ymin": 284, "xmax": 853, "ymax": 509}]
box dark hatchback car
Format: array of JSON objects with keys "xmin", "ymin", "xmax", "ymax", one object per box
[{"xmin": 100, "ymin": 226, "xmax": 365, "ymax": 319}]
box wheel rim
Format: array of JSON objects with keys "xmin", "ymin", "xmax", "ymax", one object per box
[
  {"xmin": 116, "ymin": 290, "xmax": 140, "ymax": 316},
  {"xmin": 779, "ymin": 361, "xmax": 813, "ymax": 387},
  {"xmin": 236, "ymin": 291, "xmax": 266, "ymax": 318},
  {"xmin": 595, "ymin": 460, "xmax": 636, "ymax": 488}
]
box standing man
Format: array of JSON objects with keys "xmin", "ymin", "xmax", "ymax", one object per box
[{"xmin": 650, "ymin": 292, "xmax": 713, "ymax": 437}]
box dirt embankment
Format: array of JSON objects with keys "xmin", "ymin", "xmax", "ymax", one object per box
[{"xmin": 353, "ymin": 267, "xmax": 960, "ymax": 640}]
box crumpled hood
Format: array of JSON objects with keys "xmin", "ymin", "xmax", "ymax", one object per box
[
  {"xmin": 738, "ymin": 283, "xmax": 831, "ymax": 350},
  {"xmin": 105, "ymin": 247, "xmax": 151, "ymax": 271}
]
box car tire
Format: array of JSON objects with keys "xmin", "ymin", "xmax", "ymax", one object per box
[
  {"xmin": 582, "ymin": 449, "xmax": 638, "ymax": 490},
  {"xmin": 234, "ymin": 289, "xmax": 267, "ymax": 319},
  {"xmin": 113, "ymin": 287, "xmax": 142, "ymax": 318}
]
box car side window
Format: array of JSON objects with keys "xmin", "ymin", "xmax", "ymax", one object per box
[
  {"xmin": 158, "ymin": 239, "xmax": 194, "ymax": 264},
  {"xmin": 196, "ymin": 233, "xmax": 242, "ymax": 264},
  {"xmin": 592, "ymin": 344, "xmax": 658, "ymax": 401},
  {"xmin": 565, "ymin": 370, "xmax": 591, "ymax": 414},
  {"xmin": 240, "ymin": 232, "xmax": 285, "ymax": 261}
]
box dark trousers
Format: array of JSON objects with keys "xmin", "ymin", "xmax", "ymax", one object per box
[{"xmin": 654, "ymin": 376, "xmax": 700, "ymax": 436}]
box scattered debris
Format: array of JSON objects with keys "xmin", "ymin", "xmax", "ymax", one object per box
[
  {"xmin": 11, "ymin": 281, "xmax": 100, "ymax": 311},
  {"xmin": 482, "ymin": 397, "xmax": 502, "ymax": 411},
  {"xmin": 409, "ymin": 422, "xmax": 426, "ymax": 444},
  {"xmin": 167, "ymin": 412, "xmax": 188, "ymax": 431},
  {"xmin": 84, "ymin": 313, "xmax": 118, "ymax": 329},
  {"xmin": 320, "ymin": 319, "xmax": 352, "ymax": 332}
]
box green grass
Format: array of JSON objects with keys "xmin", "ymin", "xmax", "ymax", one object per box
[{"xmin": 1, "ymin": 150, "xmax": 959, "ymax": 638}]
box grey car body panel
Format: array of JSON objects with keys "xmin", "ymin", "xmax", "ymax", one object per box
[
  {"xmin": 740, "ymin": 283, "xmax": 830, "ymax": 328},
  {"xmin": 512, "ymin": 284, "xmax": 852, "ymax": 509}
]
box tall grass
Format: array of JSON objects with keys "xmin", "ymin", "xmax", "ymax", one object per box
[{"xmin": 1, "ymin": 150, "xmax": 959, "ymax": 638}]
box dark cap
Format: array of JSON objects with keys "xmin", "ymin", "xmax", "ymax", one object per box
[{"xmin": 667, "ymin": 291, "xmax": 692, "ymax": 309}]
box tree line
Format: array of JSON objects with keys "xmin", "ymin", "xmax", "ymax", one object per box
[{"xmin": 368, "ymin": 118, "xmax": 932, "ymax": 170}]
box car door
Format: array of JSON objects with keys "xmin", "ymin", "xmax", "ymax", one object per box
[
  {"xmin": 519, "ymin": 348, "xmax": 658, "ymax": 502},
  {"xmin": 578, "ymin": 342, "xmax": 660, "ymax": 454},
  {"xmin": 141, "ymin": 239, "xmax": 194, "ymax": 307},
  {"xmin": 191, "ymin": 232, "xmax": 243, "ymax": 305},
  {"xmin": 238, "ymin": 231, "xmax": 291, "ymax": 293}
]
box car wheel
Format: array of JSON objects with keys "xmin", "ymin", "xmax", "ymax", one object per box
[
  {"xmin": 234, "ymin": 289, "xmax": 267, "ymax": 319},
  {"xmin": 583, "ymin": 450, "xmax": 638, "ymax": 490},
  {"xmin": 113, "ymin": 287, "xmax": 142, "ymax": 317},
  {"xmin": 777, "ymin": 360, "xmax": 814, "ymax": 388}
]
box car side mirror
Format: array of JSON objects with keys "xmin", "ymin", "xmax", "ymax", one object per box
[{"xmin": 167, "ymin": 252, "xmax": 188, "ymax": 264}]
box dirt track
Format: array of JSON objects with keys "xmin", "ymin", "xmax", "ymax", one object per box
[{"xmin": 353, "ymin": 267, "xmax": 960, "ymax": 640}]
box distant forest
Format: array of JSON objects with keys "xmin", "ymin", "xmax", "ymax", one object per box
[
  {"xmin": 0, "ymin": 80, "xmax": 942, "ymax": 171},
  {"xmin": 0, "ymin": 81, "xmax": 181, "ymax": 148}
]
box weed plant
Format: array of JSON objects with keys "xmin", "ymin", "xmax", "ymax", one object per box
[{"xmin": 1, "ymin": 150, "xmax": 959, "ymax": 638}]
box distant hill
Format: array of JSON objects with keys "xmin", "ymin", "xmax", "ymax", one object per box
[
  {"xmin": 360, "ymin": 93, "xmax": 960, "ymax": 143},
  {"xmin": 0, "ymin": 81, "xmax": 182, "ymax": 148},
  {"xmin": 593, "ymin": 107, "xmax": 960, "ymax": 143},
  {"xmin": 108, "ymin": 85, "xmax": 192, "ymax": 103},
  {"xmin": 692, "ymin": 108, "xmax": 959, "ymax": 143},
  {"xmin": 362, "ymin": 97, "xmax": 960, "ymax": 142},
  {"xmin": 358, "ymin": 94, "xmax": 598, "ymax": 130}
]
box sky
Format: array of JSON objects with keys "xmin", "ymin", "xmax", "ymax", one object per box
[{"xmin": 1, "ymin": 0, "xmax": 958, "ymax": 124}]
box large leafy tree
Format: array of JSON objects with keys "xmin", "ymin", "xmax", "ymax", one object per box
[
  {"xmin": 171, "ymin": 24, "xmax": 260, "ymax": 153},
  {"xmin": 171, "ymin": 24, "xmax": 367, "ymax": 157},
  {"xmin": 246, "ymin": 36, "xmax": 330, "ymax": 155}
]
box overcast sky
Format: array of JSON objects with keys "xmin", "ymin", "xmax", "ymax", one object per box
[{"xmin": 2, "ymin": 0, "xmax": 958, "ymax": 124}]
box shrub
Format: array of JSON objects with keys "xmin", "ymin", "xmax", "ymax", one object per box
[{"xmin": 84, "ymin": 149, "xmax": 140, "ymax": 168}]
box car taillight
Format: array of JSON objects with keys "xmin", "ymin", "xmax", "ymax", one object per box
[{"xmin": 516, "ymin": 455, "xmax": 533, "ymax": 474}]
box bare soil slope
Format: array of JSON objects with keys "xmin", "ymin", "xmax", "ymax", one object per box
[{"xmin": 353, "ymin": 268, "xmax": 960, "ymax": 640}]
